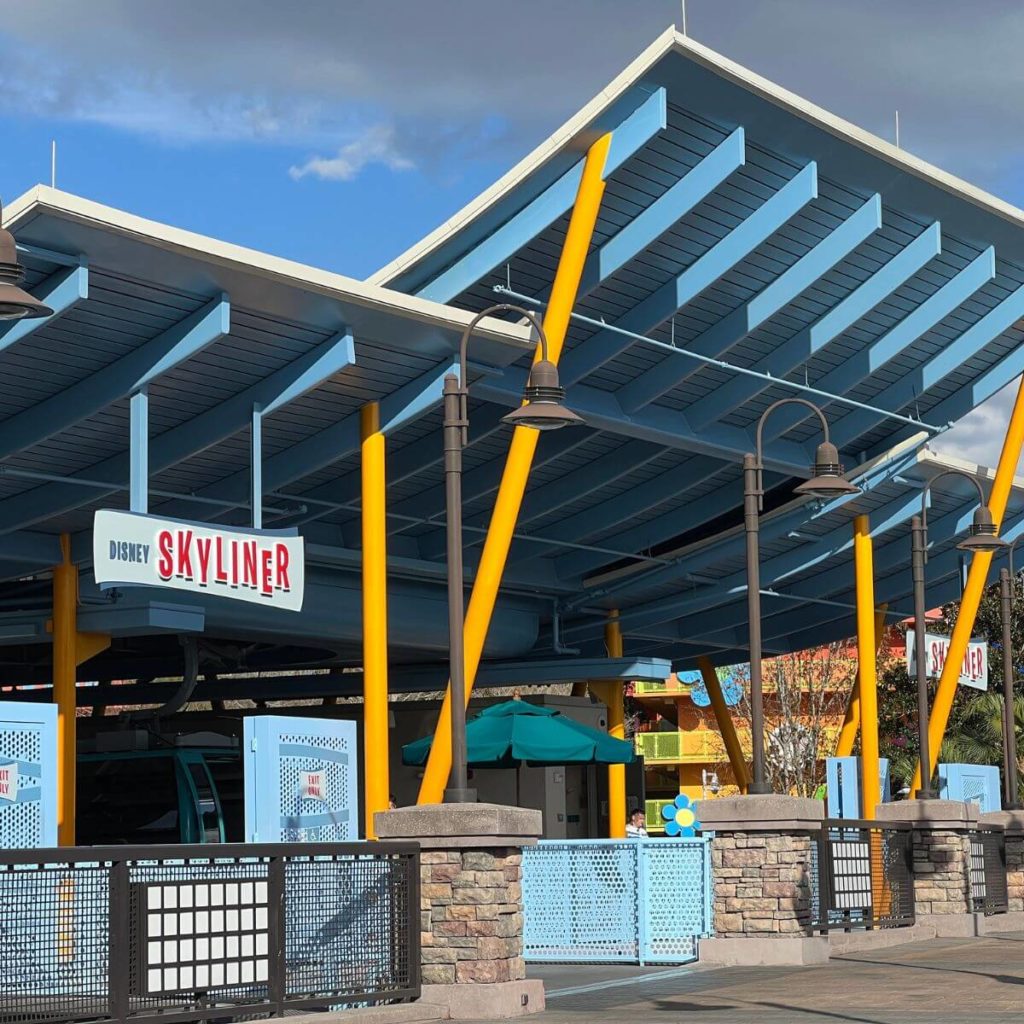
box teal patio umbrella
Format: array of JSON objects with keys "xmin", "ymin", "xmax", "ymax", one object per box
[{"xmin": 402, "ymin": 699, "xmax": 636, "ymax": 769}]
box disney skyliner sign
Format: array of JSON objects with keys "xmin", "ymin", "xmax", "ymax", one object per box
[{"xmin": 92, "ymin": 509, "xmax": 305, "ymax": 612}]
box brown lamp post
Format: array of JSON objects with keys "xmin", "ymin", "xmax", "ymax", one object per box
[
  {"xmin": 443, "ymin": 303, "xmax": 583, "ymax": 803},
  {"xmin": 744, "ymin": 397, "xmax": 861, "ymax": 794},
  {"xmin": 910, "ymin": 471, "xmax": 1005, "ymax": 798}
]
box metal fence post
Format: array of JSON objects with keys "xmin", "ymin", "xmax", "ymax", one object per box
[
  {"xmin": 406, "ymin": 849, "xmax": 422, "ymax": 999},
  {"xmin": 267, "ymin": 854, "xmax": 286, "ymax": 1016},
  {"xmin": 108, "ymin": 857, "xmax": 130, "ymax": 1024}
]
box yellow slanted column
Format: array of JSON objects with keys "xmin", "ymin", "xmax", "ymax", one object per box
[
  {"xmin": 853, "ymin": 515, "xmax": 881, "ymax": 818},
  {"xmin": 835, "ymin": 603, "xmax": 888, "ymax": 758},
  {"xmin": 416, "ymin": 132, "xmax": 612, "ymax": 805},
  {"xmin": 912, "ymin": 375, "xmax": 1024, "ymax": 795},
  {"xmin": 53, "ymin": 535, "xmax": 77, "ymax": 846},
  {"xmin": 696, "ymin": 656, "xmax": 749, "ymax": 793},
  {"xmin": 361, "ymin": 402, "xmax": 390, "ymax": 838}
]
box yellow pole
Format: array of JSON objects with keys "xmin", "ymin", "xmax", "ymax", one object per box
[
  {"xmin": 603, "ymin": 612, "xmax": 627, "ymax": 838},
  {"xmin": 696, "ymin": 656, "xmax": 749, "ymax": 793},
  {"xmin": 835, "ymin": 603, "xmax": 888, "ymax": 758},
  {"xmin": 54, "ymin": 534, "xmax": 77, "ymax": 846},
  {"xmin": 416, "ymin": 132, "xmax": 612, "ymax": 804},
  {"xmin": 853, "ymin": 515, "xmax": 881, "ymax": 818},
  {"xmin": 912, "ymin": 374, "xmax": 1024, "ymax": 795},
  {"xmin": 361, "ymin": 402, "xmax": 390, "ymax": 838}
]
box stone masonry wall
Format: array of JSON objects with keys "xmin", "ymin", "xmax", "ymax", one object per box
[
  {"xmin": 910, "ymin": 829, "xmax": 971, "ymax": 915},
  {"xmin": 1005, "ymin": 833, "xmax": 1024, "ymax": 913},
  {"xmin": 711, "ymin": 831, "xmax": 814, "ymax": 937},
  {"xmin": 419, "ymin": 848, "xmax": 526, "ymax": 986}
]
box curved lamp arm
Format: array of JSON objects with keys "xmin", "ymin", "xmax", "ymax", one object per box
[
  {"xmin": 920, "ymin": 469, "xmax": 988, "ymax": 537},
  {"xmin": 457, "ymin": 303, "xmax": 549, "ymax": 390},
  {"xmin": 454, "ymin": 303, "xmax": 550, "ymax": 444},
  {"xmin": 752, "ymin": 396, "xmax": 832, "ymax": 510}
]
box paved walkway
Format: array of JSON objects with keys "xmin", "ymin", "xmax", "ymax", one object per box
[{"xmin": 503, "ymin": 933, "xmax": 1024, "ymax": 1024}]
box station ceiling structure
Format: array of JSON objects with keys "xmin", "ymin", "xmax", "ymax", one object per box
[{"xmin": 3, "ymin": 28, "xmax": 1024, "ymax": 698}]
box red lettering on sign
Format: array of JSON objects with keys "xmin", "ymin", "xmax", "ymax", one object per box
[
  {"xmin": 243, "ymin": 541, "xmax": 257, "ymax": 588},
  {"xmin": 230, "ymin": 539, "xmax": 239, "ymax": 589},
  {"xmin": 215, "ymin": 537, "xmax": 228, "ymax": 584},
  {"xmin": 157, "ymin": 531, "xmax": 173, "ymax": 581},
  {"xmin": 275, "ymin": 544, "xmax": 290, "ymax": 592},
  {"xmin": 261, "ymin": 548, "xmax": 274, "ymax": 597},
  {"xmin": 195, "ymin": 538, "xmax": 212, "ymax": 586},
  {"xmin": 176, "ymin": 530, "xmax": 194, "ymax": 579}
]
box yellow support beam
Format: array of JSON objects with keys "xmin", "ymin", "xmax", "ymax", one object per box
[
  {"xmin": 361, "ymin": 402, "xmax": 390, "ymax": 838},
  {"xmin": 603, "ymin": 612, "xmax": 627, "ymax": 838},
  {"xmin": 834, "ymin": 603, "xmax": 887, "ymax": 758},
  {"xmin": 853, "ymin": 515, "xmax": 881, "ymax": 818},
  {"xmin": 696, "ymin": 656, "xmax": 749, "ymax": 793},
  {"xmin": 912, "ymin": 374, "xmax": 1024, "ymax": 795},
  {"xmin": 53, "ymin": 534, "xmax": 77, "ymax": 847},
  {"xmin": 416, "ymin": 132, "xmax": 612, "ymax": 804}
]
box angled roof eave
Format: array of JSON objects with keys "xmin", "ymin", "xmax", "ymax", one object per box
[
  {"xmin": 4, "ymin": 185, "xmax": 537, "ymax": 361},
  {"xmin": 373, "ymin": 28, "xmax": 1024, "ymax": 290}
]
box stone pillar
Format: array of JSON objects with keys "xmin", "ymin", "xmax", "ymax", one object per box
[
  {"xmin": 980, "ymin": 809, "xmax": 1024, "ymax": 915},
  {"xmin": 375, "ymin": 803, "xmax": 544, "ymax": 1019},
  {"xmin": 876, "ymin": 800, "xmax": 978, "ymax": 934},
  {"xmin": 698, "ymin": 795, "xmax": 828, "ymax": 966}
]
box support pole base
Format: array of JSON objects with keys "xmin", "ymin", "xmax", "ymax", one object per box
[
  {"xmin": 444, "ymin": 788, "xmax": 479, "ymax": 804},
  {"xmin": 914, "ymin": 789, "xmax": 938, "ymax": 800},
  {"xmin": 745, "ymin": 782, "xmax": 773, "ymax": 795}
]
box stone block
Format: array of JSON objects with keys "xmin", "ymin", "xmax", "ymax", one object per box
[
  {"xmin": 375, "ymin": 802, "xmax": 543, "ymax": 846},
  {"xmin": 422, "ymin": 964, "xmax": 456, "ymax": 986},
  {"xmin": 456, "ymin": 959, "xmax": 511, "ymax": 984}
]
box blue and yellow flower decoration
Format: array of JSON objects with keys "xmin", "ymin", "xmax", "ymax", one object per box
[{"xmin": 662, "ymin": 794, "xmax": 701, "ymax": 837}]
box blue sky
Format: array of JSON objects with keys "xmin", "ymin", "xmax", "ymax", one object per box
[{"xmin": 1, "ymin": 0, "xmax": 1023, "ymax": 464}]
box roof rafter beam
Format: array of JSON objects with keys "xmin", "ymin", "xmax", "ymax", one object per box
[
  {"xmin": 832, "ymin": 272, "xmax": 1024, "ymax": 448},
  {"xmin": 0, "ymin": 330, "xmax": 358, "ymax": 534},
  {"xmin": 288, "ymin": 401, "xmax": 513, "ymax": 526},
  {"xmin": 560, "ymin": 444, "xmax": 923, "ymax": 637},
  {"xmin": 0, "ymin": 294, "xmax": 230, "ymax": 462},
  {"xmin": 763, "ymin": 246, "xmax": 995, "ymax": 445},
  {"xmin": 166, "ymin": 332, "xmax": 436, "ymax": 518},
  {"xmin": 0, "ymin": 262, "xmax": 89, "ymax": 355},
  {"xmin": 677, "ymin": 498, "xmax": 984, "ymax": 642},
  {"xmin": 473, "ymin": 366, "xmax": 814, "ymax": 474},
  {"xmin": 416, "ymin": 87, "xmax": 667, "ymax": 304},
  {"xmin": 409, "ymin": 428, "xmax": 593, "ymax": 554},
  {"xmin": 554, "ymin": 462, "xmax": 777, "ymax": 581},
  {"xmin": 508, "ymin": 454, "xmax": 728, "ymax": 568},
  {"xmin": 558, "ymin": 161, "xmax": 818, "ymax": 388},
  {"xmin": 572, "ymin": 128, "xmax": 745, "ymax": 298},
  {"xmin": 687, "ymin": 221, "xmax": 942, "ymax": 430},
  {"xmin": 618, "ymin": 193, "xmax": 883, "ymax": 413}
]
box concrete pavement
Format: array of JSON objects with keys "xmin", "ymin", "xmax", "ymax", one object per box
[{"xmin": 498, "ymin": 933, "xmax": 1024, "ymax": 1024}]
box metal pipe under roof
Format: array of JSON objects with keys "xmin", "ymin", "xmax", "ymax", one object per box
[{"xmin": 494, "ymin": 286, "xmax": 947, "ymax": 435}]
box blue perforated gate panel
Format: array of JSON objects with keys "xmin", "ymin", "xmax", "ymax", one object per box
[
  {"xmin": 243, "ymin": 716, "xmax": 359, "ymax": 843},
  {"xmin": 939, "ymin": 762, "xmax": 1001, "ymax": 813},
  {"xmin": 522, "ymin": 839, "xmax": 711, "ymax": 964},
  {"xmin": 0, "ymin": 701, "xmax": 57, "ymax": 848}
]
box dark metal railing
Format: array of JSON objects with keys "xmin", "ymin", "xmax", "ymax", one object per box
[
  {"xmin": 968, "ymin": 827, "xmax": 1009, "ymax": 915},
  {"xmin": 0, "ymin": 842, "xmax": 420, "ymax": 1024},
  {"xmin": 813, "ymin": 819, "xmax": 915, "ymax": 932}
]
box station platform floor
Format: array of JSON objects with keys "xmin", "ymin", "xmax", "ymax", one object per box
[{"xmin": 508, "ymin": 932, "xmax": 1024, "ymax": 1024}]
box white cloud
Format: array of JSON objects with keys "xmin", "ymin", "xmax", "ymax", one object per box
[
  {"xmin": 931, "ymin": 380, "xmax": 1024, "ymax": 471},
  {"xmin": 289, "ymin": 124, "xmax": 415, "ymax": 183}
]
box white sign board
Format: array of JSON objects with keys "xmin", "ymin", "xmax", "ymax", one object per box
[
  {"xmin": 0, "ymin": 762, "xmax": 18, "ymax": 802},
  {"xmin": 906, "ymin": 629, "xmax": 988, "ymax": 691},
  {"xmin": 93, "ymin": 510, "xmax": 304, "ymax": 612}
]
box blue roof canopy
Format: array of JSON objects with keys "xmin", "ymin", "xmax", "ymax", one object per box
[{"xmin": 1, "ymin": 30, "xmax": 1024, "ymax": 688}]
